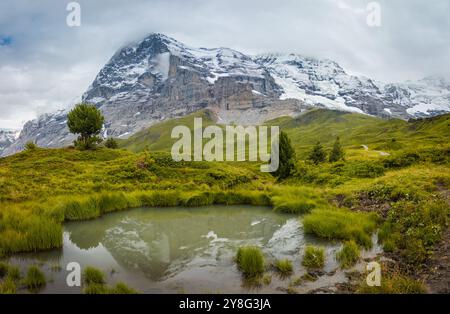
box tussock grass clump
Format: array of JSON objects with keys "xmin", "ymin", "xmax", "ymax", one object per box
[
  {"xmin": 181, "ymin": 192, "xmax": 215, "ymax": 207},
  {"xmin": 262, "ymin": 274, "xmax": 272, "ymax": 285},
  {"xmin": 274, "ymin": 259, "xmax": 293, "ymax": 276},
  {"xmin": 358, "ymin": 274, "xmax": 426, "ymax": 294},
  {"xmin": 271, "ymin": 186, "xmax": 325, "ymax": 214},
  {"xmin": 236, "ymin": 246, "xmax": 265, "ymax": 278},
  {"xmin": 111, "ymin": 282, "xmax": 139, "ymax": 294},
  {"xmin": 81, "ymin": 267, "xmax": 139, "ymax": 294},
  {"xmin": 83, "ymin": 267, "xmax": 105, "ymax": 285},
  {"xmin": 0, "ymin": 262, "xmax": 8, "ymax": 278},
  {"xmin": 303, "ymin": 208, "xmax": 378, "ymax": 248},
  {"xmin": 83, "ymin": 283, "xmax": 109, "ymax": 294},
  {"xmin": 62, "ymin": 197, "xmax": 101, "ymax": 220},
  {"xmin": 336, "ymin": 240, "xmax": 360, "ymax": 269},
  {"xmin": 302, "ymin": 246, "xmax": 325, "ymax": 269},
  {"xmin": 6, "ymin": 266, "xmax": 21, "ymax": 282},
  {"xmin": 24, "ymin": 266, "xmax": 46, "ymax": 292},
  {"xmin": 213, "ymin": 190, "xmax": 270, "ymax": 206},
  {"xmin": 0, "ymin": 278, "xmax": 17, "ymax": 294},
  {"xmin": 0, "ymin": 208, "xmax": 63, "ymax": 254}
]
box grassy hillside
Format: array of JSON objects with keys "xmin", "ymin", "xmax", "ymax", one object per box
[
  {"xmin": 119, "ymin": 109, "xmax": 218, "ymax": 152},
  {"xmin": 119, "ymin": 108, "xmax": 450, "ymax": 159},
  {"xmin": 1, "ymin": 108, "xmax": 449, "ymax": 293},
  {"xmin": 273, "ymin": 109, "xmax": 450, "ymax": 157}
]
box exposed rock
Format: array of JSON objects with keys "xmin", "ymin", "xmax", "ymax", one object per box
[{"xmin": 2, "ymin": 33, "xmax": 450, "ymax": 156}]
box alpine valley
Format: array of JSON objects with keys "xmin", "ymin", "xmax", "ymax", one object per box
[{"xmin": 2, "ymin": 33, "xmax": 450, "ymax": 156}]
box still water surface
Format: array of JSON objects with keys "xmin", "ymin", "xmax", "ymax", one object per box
[{"xmin": 8, "ymin": 205, "xmax": 381, "ymax": 293}]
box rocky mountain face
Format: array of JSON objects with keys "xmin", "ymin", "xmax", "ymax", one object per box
[
  {"xmin": 0, "ymin": 129, "xmax": 20, "ymax": 152},
  {"xmin": 2, "ymin": 33, "xmax": 450, "ymax": 156}
]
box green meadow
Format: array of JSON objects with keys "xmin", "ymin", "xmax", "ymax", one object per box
[{"xmin": 0, "ymin": 108, "xmax": 449, "ymax": 293}]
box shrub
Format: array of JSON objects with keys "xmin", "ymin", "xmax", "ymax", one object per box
[
  {"xmin": 303, "ymin": 208, "xmax": 378, "ymax": 249},
  {"xmin": 274, "ymin": 259, "xmax": 293, "ymax": 276},
  {"xmin": 104, "ymin": 138, "xmax": 118, "ymax": 149},
  {"xmin": 329, "ymin": 137, "xmax": 344, "ymax": 162},
  {"xmin": 302, "ymin": 246, "xmax": 325, "ymax": 269},
  {"xmin": 308, "ymin": 142, "xmax": 327, "ymax": 165},
  {"xmin": 83, "ymin": 267, "xmax": 105, "ymax": 285},
  {"xmin": 343, "ymin": 161, "xmax": 384, "ymax": 178},
  {"xmin": 24, "ymin": 141, "xmax": 38, "ymax": 151},
  {"xmin": 24, "ymin": 266, "xmax": 46, "ymax": 291},
  {"xmin": 378, "ymin": 199, "xmax": 448, "ymax": 265},
  {"xmin": 236, "ymin": 246, "xmax": 265, "ymax": 278},
  {"xmin": 336, "ymin": 240, "xmax": 360, "ymax": 268}
]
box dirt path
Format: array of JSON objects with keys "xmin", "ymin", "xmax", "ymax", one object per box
[{"xmin": 361, "ymin": 144, "xmax": 390, "ymax": 156}]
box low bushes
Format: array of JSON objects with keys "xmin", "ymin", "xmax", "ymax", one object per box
[
  {"xmin": 274, "ymin": 259, "xmax": 293, "ymax": 276},
  {"xmin": 235, "ymin": 246, "xmax": 265, "ymax": 278},
  {"xmin": 303, "ymin": 207, "xmax": 379, "ymax": 248},
  {"xmin": 378, "ymin": 199, "xmax": 448, "ymax": 265},
  {"xmin": 302, "ymin": 245, "xmax": 325, "ymax": 269}
]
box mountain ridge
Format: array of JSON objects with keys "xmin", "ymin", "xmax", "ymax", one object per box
[{"xmin": 2, "ymin": 33, "xmax": 450, "ymax": 156}]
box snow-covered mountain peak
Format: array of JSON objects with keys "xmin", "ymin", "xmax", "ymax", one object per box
[{"xmin": 3, "ymin": 33, "xmax": 450, "ymax": 157}]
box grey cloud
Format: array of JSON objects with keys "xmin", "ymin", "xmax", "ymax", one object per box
[{"xmin": 0, "ymin": 0, "xmax": 449, "ymax": 128}]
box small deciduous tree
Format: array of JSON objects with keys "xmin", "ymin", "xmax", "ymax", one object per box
[
  {"xmin": 67, "ymin": 103, "xmax": 104, "ymax": 150},
  {"xmin": 308, "ymin": 141, "xmax": 327, "ymax": 165},
  {"xmin": 329, "ymin": 137, "xmax": 344, "ymax": 162},
  {"xmin": 273, "ymin": 131, "xmax": 296, "ymax": 180}
]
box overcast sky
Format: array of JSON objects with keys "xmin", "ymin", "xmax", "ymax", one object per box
[{"xmin": 0, "ymin": 0, "xmax": 449, "ymax": 129}]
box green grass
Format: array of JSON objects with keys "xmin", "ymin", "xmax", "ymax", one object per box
[
  {"xmin": 271, "ymin": 186, "xmax": 325, "ymax": 214},
  {"xmin": 358, "ymin": 274, "xmax": 426, "ymax": 294},
  {"xmin": 336, "ymin": 240, "xmax": 360, "ymax": 269},
  {"xmin": 235, "ymin": 246, "xmax": 265, "ymax": 278},
  {"xmin": 302, "ymin": 245, "xmax": 325, "ymax": 269},
  {"xmin": 24, "ymin": 266, "xmax": 46, "ymax": 292},
  {"xmin": 6, "ymin": 266, "xmax": 21, "ymax": 282},
  {"xmin": 0, "ymin": 262, "xmax": 8, "ymax": 278},
  {"xmin": 378, "ymin": 199, "xmax": 448, "ymax": 265},
  {"xmin": 0, "ymin": 108, "xmax": 449, "ymax": 293},
  {"xmin": 303, "ymin": 208, "xmax": 379, "ymax": 248},
  {"xmin": 81, "ymin": 267, "xmax": 138, "ymax": 294},
  {"xmin": 111, "ymin": 282, "xmax": 139, "ymax": 294},
  {"xmin": 274, "ymin": 259, "xmax": 293, "ymax": 276},
  {"xmin": 83, "ymin": 267, "xmax": 105, "ymax": 285},
  {"xmin": 0, "ymin": 278, "xmax": 16, "ymax": 294},
  {"xmin": 83, "ymin": 283, "xmax": 110, "ymax": 294}
]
